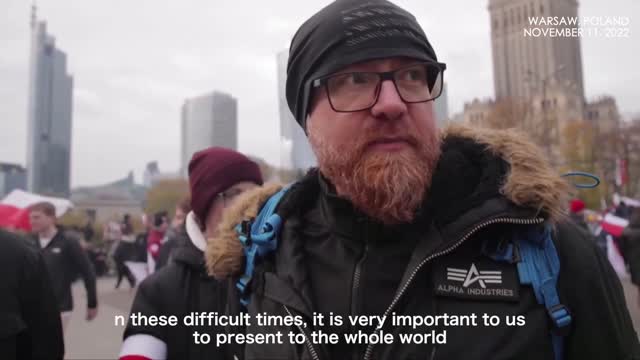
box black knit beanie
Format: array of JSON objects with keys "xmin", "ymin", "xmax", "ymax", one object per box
[{"xmin": 286, "ymin": 0, "xmax": 438, "ymax": 130}]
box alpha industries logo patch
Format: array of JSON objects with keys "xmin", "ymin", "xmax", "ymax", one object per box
[
  {"xmin": 434, "ymin": 260, "xmax": 520, "ymax": 302},
  {"xmin": 447, "ymin": 264, "xmax": 502, "ymax": 288}
]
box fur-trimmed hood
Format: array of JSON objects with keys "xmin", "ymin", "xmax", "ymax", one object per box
[{"xmin": 206, "ymin": 124, "xmax": 571, "ymax": 279}]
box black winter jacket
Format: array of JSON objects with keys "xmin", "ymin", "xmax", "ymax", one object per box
[
  {"xmin": 208, "ymin": 126, "xmax": 640, "ymax": 360},
  {"xmin": 156, "ymin": 229, "xmax": 182, "ymax": 270},
  {"xmin": 0, "ymin": 229, "xmax": 64, "ymax": 360},
  {"xmin": 31, "ymin": 229, "xmax": 97, "ymax": 312},
  {"xmin": 123, "ymin": 226, "xmax": 228, "ymax": 360},
  {"xmin": 569, "ymin": 212, "xmax": 590, "ymax": 232},
  {"xmin": 620, "ymin": 219, "xmax": 640, "ymax": 286}
]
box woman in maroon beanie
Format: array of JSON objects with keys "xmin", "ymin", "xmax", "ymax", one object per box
[{"xmin": 119, "ymin": 147, "xmax": 263, "ymax": 360}]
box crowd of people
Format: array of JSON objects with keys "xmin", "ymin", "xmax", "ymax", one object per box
[
  {"xmin": 0, "ymin": 176, "xmax": 212, "ymax": 359},
  {"xmin": 568, "ymin": 198, "xmax": 639, "ymax": 256},
  {"xmin": 621, "ymin": 208, "xmax": 640, "ymax": 294},
  {"xmin": 567, "ymin": 196, "xmax": 640, "ymax": 309},
  {"xmin": 2, "ymin": 0, "xmax": 640, "ymax": 359},
  {"xmin": 99, "ymin": 196, "xmax": 196, "ymax": 291},
  {"xmin": 1, "ymin": 202, "xmax": 96, "ymax": 358}
]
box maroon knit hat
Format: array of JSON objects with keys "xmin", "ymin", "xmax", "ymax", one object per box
[{"xmin": 188, "ymin": 147, "xmax": 263, "ymax": 222}]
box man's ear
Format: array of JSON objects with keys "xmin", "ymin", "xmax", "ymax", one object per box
[{"xmin": 304, "ymin": 114, "xmax": 312, "ymax": 136}]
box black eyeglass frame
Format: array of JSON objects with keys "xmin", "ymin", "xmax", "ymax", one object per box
[{"xmin": 310, "ymin": 61, "xmax": 447, "ymax": 113}]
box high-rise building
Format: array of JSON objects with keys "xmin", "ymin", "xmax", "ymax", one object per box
[
  {"xmin": 277, "ymin": 49, "xmax": 316, "ymax": 173},
  {"xmin": 434, "ymin": 83, "xmax": 450, "ymax": 127},
  {"xmin": 26, "ymin": 7, "xmax": 73, "ymax": 196},
  {"xmin": 0, "ymin": 163, "xmax": 27, "ymax": 198},
  {"xmin": 181, "ymin": 91, "xmax": 238, "ymax": 177},
  {"xmin": 488, "ymin": 0, "xmax": 585, "ymax": 102}
]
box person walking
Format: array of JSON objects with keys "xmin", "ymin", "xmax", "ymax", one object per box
[{"xmin": 28, "ymin": 202, "xmax": 98, "ymax": 332}]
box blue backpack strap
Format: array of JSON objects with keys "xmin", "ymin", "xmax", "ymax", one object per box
[
  {"xmin": 235, "ymin": 185, "xmax": 292, "ymax": 307},
  {"xmin": 485, "ymin": 224, "xmax": 572, "ymax": 360},
  {"xmin": 515, "ymin": 224, "xmax": 572, "ymax": 360}
]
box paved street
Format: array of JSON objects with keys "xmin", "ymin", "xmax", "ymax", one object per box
[
  {"xmin": 65, "ymin": 277, "xmax": 136, "ymax": 359},
  {"xmin": 622, "ymin": 277, "xmax": 640, "ymax": 331},
  {"xmin": 64, "ymin": 276, "xmax": 640, "ymax": 359}
]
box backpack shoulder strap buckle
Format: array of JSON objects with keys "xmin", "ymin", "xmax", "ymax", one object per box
[
  {"xmin": 235, "ymin": 185, "xmax": 292, "ymax": 307},
  {"xmin": 547, "ymin": 303, "xmax": 572, "ymax": 336}
]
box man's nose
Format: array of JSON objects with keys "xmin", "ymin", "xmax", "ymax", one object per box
[{"xmin": 370, "ymin": 80, "xmax": 407, "ymax": 120}]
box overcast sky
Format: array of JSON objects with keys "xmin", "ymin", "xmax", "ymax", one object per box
[{"xmin": 0, "ymin": 0, "xmax": 638, "ymax": 188}]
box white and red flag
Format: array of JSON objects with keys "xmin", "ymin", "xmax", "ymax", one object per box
[
  {"xmin": 615, "ymin": 158, "xmax": 628, "ymax": 187},
  {"xmin": 0, "ymin": 189, "xmax": 73, "ymax": 231},
  {"xmin": 600, "ymin": 213, "xmax": 629, "ymax": 238}
]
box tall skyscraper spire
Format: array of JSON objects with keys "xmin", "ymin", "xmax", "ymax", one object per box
[
  {"xmin": 26, "ymin": 1, "xmax": 74, "ymax": 196},
  {"xmin": 30, "ymin": 1, "xmax": 37, "ymax": 29}
]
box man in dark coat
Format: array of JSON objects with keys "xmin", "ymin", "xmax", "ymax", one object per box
[
  {"xmin": 0, "ymin": 228, "xmax": 64, "ymax": 360},
  {"xmin": 616, "ymin": 201, "xmax": 633, "ymax": 219},
  {"xmin": 620, "ymin": 208, "xmax": 640, "ymax": 307},
  {"xmin": 113, "ymin": 214, "xmax": 137, "ymax": 289},
  {"xmin": 28, "ymin": 202, "xmax": 98, "ymax": 332},
  {"xmin": 155, "ymin": 196, "xmax": 191, "ymax": 270},
  {"xmin": 205, "ymin": 1, "xmax": 640, "ymax": 359},
  {"xmin": 119, "ymin": 147, "xmax": 263, "ymax": 360}
]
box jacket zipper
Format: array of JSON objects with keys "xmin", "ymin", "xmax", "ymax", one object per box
[
  {"xmin": 429, "ymin": 346, "xmax": 437, "ymax": 360},
  {"xmin": 352, "ymin": 217, "xmax": 371, "ymax": 315},
  {"xmin": 284, "ymin": 305, "xmax": 320, "ymax": 360},
  {"xmin": 351, "ymin": 242, "xmax": 369, "ymax": 314},
  {"xmin": 362, "ymin": 216, "xmax": 544, "ymax": 360},
  {"xmin": 351, "ymin": 229, "xmax": 370, "ymax": 360},
  {"xmin": 294, "ymin": 219, "xmax": 371, "ymax": 360}
]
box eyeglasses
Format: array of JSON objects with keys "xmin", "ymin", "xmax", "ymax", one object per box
[
  {"xmin": 312, "ymin": 61, "xmax": 447, "ymax": 113},
  {"xmin": 216, "ymin": 188, "xmax": 246, "ymax": 208}
]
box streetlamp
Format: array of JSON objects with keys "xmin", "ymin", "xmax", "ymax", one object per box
[{"xmin": 525, "ymin": 64, "xmax": 566, "ymax": 162}]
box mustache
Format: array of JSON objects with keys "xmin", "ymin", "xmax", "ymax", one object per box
[{"xmin": 355, "ymin": 131, "xmax": 421, "ymax": 154}]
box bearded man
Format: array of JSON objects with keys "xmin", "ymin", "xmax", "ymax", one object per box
[{"xmin": 205, "ymin": 1, "xmax": 639, "ymax": 359}]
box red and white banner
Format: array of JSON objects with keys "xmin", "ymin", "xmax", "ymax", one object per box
[
  {"xmin": 600, "ymin": 213, "xmax": 629, "ymax": 238},
  {"xmin": 0, "ymin": 189, "xmax": 73, "ymax": 231},
  {"xmin": 613, "ymin": 193, "xmax": 640, "ymax": 208},
  {"xmin": 607, "ymin": 235, "xmax": 629, "ymax": 279},
  {"xmin": 615, "ymin": 158, "xmax": 628, "ymax": 187}
]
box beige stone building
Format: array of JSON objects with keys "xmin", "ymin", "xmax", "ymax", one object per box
[
  {"xmin": 70, "ymin": 172, "xmax": 145, "ymax": 224},
  {"xmin": 479, "ymin": 0, "xmax": 615, "ymax": 165},
  {"xmin": 585, "ymin": 96, "xmax": 621, "ymax": 135},
  {"xmin": 488, "ymin": 0, "xmax": 585, "ymax": 101},
  {"xmin": 462, "ymin": 98, "xmax": 495, "ymax": 127},
  {"xmin": 528, "ymin": 79, "xmax": 584, "ymax": 145},
  {"xmin": 72, "ymin": 197, "xmax": 143, "ymax": 224},
  {"xmin": 456, "ymin": 0, "xmax": 624, "ymax": 170}
]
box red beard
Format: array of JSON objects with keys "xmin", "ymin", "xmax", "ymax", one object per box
[{"xmin": 309, "ymin": 125, "xmax": 441, "ymax": 225}]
